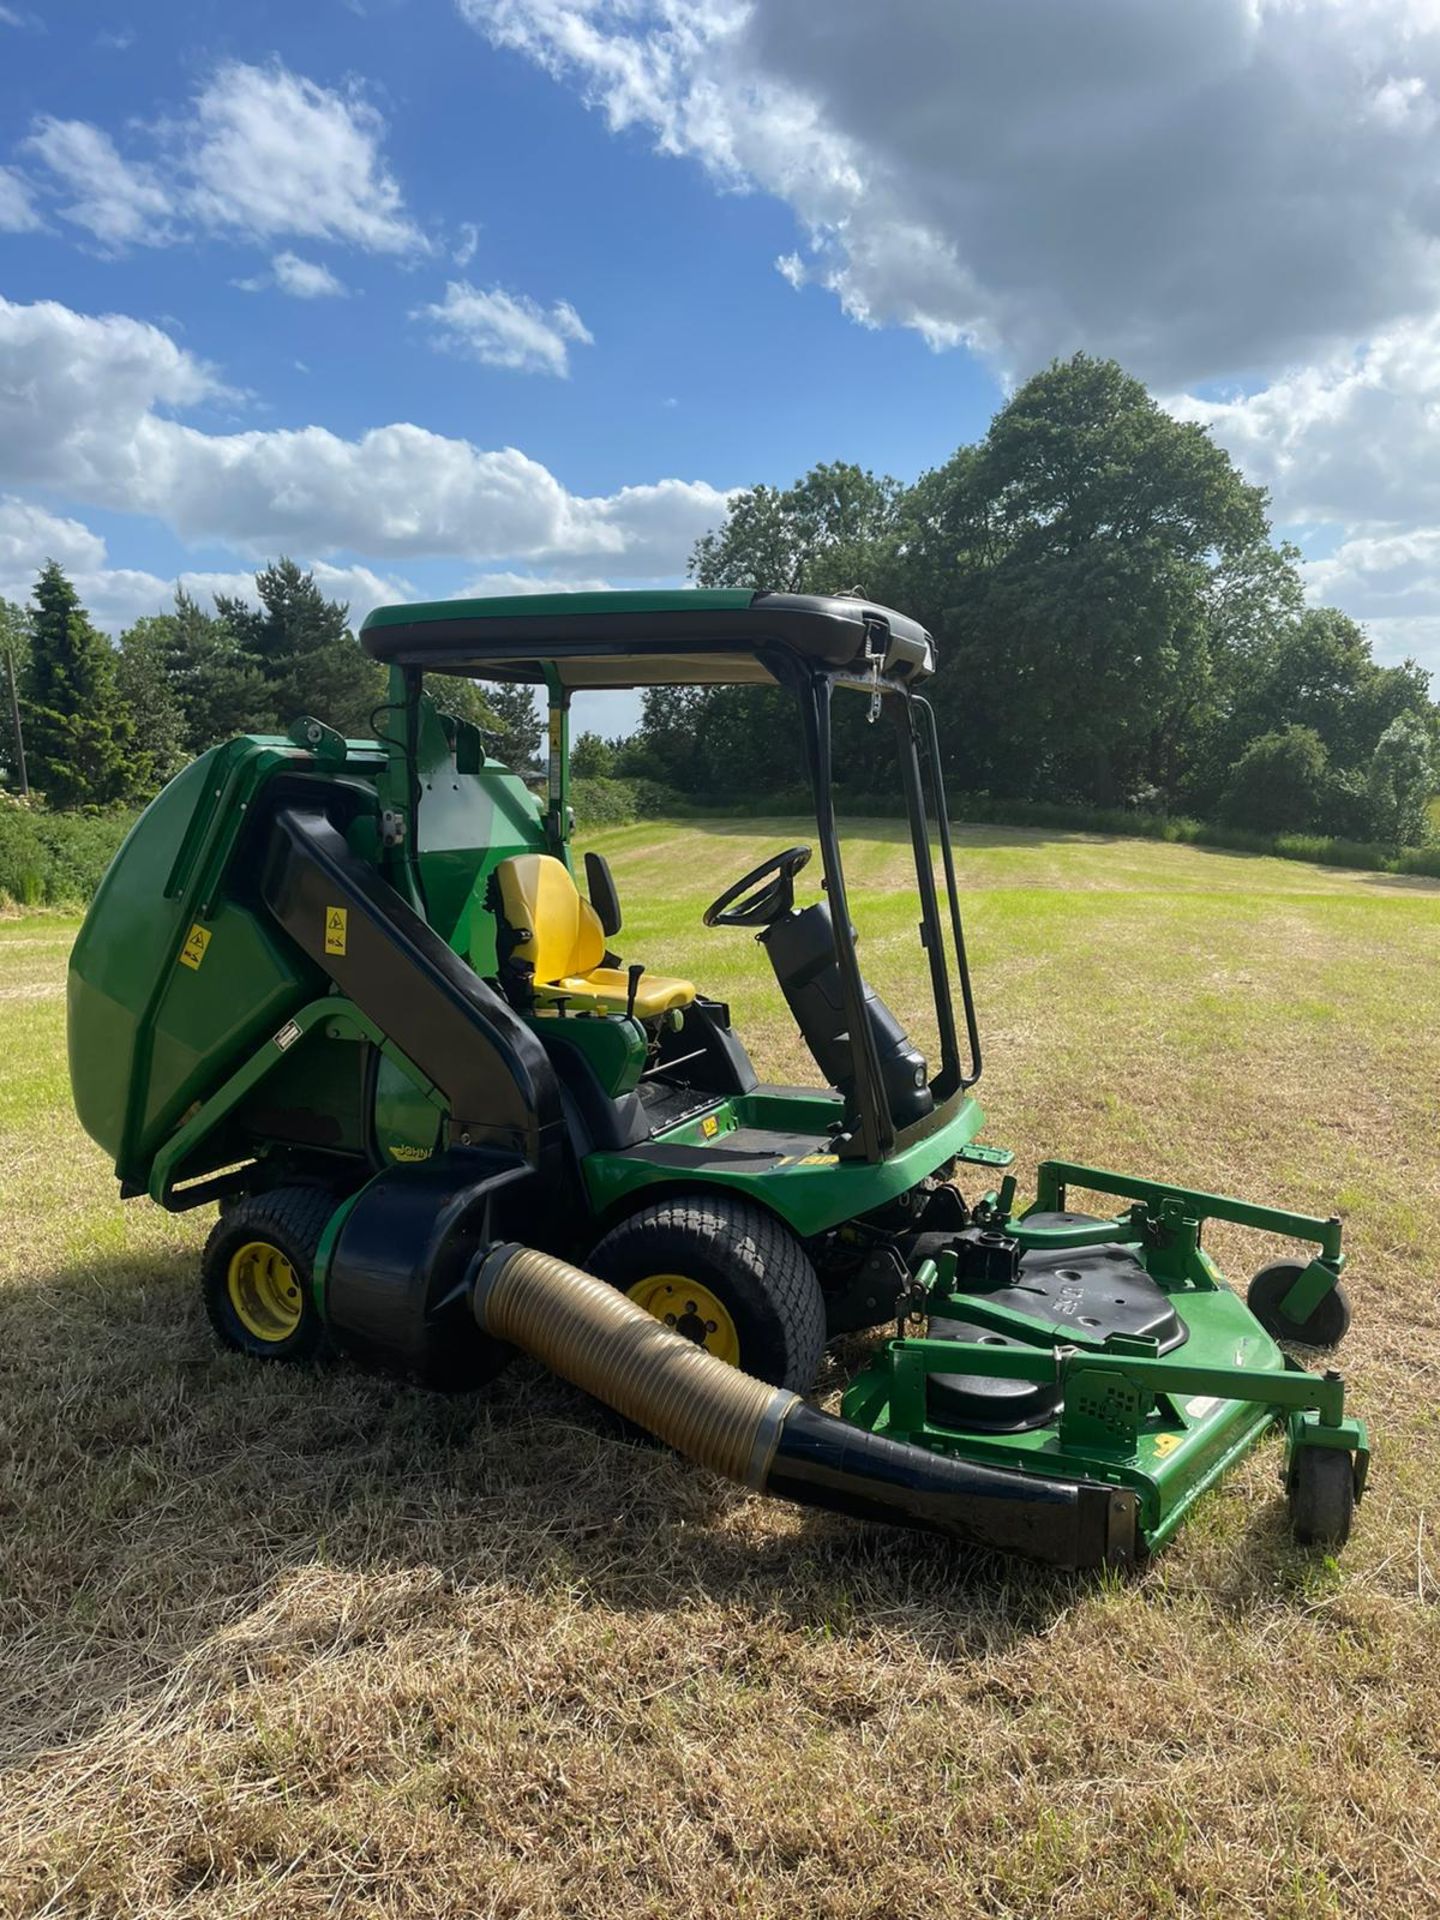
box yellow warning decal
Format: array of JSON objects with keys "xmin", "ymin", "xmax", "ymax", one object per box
[
  {"xmin": 178, "ymin": 923, "xmax": 211, "ymax": 971},
  {"xmin": 1153, "ymin": 1433, "xmax": 1182, "ymax": 1457},
  {"xmin": 325, "ymin": 906, "xmax": 348, "ymax": 956},
  {"xmin": 701, "ymin": 1114, "xmax": 720, "ymax": 1139}
]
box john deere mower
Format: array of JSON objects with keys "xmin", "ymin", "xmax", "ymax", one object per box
[{"xmin": 68, "ymin": 590, "xmax": 1369, "ymax": 1568}]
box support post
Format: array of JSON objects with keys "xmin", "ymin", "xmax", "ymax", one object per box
[{"xmin": 3, "ymin": 644, "xmax": 26, "ymax": 800}]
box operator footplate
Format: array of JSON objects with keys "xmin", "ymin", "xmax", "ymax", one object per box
[{"xmin": 926, "ymin": 1243, "xmax": 1187, "ymax": 1433}]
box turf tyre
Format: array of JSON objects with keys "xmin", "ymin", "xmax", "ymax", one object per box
[
  {"xmin": 586, "ymin": 1195, "xmax": 827, "ymax": 1392},
  {"xmin": 202, "ymin": 1186, "xmax": 333, "ymax": 1363}
]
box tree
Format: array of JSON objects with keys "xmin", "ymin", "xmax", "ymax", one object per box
[
  {"xmin": 139, "ymin": 589, "xmax": 274, "ymax": 752},
  {"xmin": 115, "ymin": 620, "xmax": 188, "ymax": 791},
  {"xmin": 479, "ymin": 682, "xmax": 542, "ymax": 770},
  {"xmin": 215, "ymin": 559, "xmax": 383, "ymax": 737},
  {"xmin": 1366, "ymin": 714, "xmax": 1433, "ymax": 846},
  {"xmin": 1219, "ymin": 725, "xmax": 1330, "ymax": 833},
  {"xmin": 691, "ymin": 461, "xmax": 903, "ymax": 596},
  {"xmin": 571, "ymin": 730, "xmax": 615, "ymax": 779},
  {"xmin": 913, "ymin": 354, "xmax": 1285, "ymax": 805},
  {"xmin": 24, "ymin": 562, "xmax": 133, "ymax": 808}
]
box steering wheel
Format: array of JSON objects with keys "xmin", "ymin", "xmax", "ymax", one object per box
[{"xmin": 703, "ymin": 845, "xmax": 812, "ymax": 929}]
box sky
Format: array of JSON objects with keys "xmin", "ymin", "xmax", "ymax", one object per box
[{"xmin": 4, "ymin": 0, "xmax": 1440, "ymax": 737}]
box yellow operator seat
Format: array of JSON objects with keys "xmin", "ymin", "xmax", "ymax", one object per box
[{"xmin": 489, "ymin": 853, "xmax": 696, "ymax": 1018}]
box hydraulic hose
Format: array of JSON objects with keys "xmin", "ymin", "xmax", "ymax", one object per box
[{"xmin": 471, "ymin": 1244, "xmax": 1137, "ymax": 1569}]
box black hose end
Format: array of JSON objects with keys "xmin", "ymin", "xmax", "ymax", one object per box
[{"xmin": 766, "ymin": 1403, "xmax": 1138, "ymax": 1571}]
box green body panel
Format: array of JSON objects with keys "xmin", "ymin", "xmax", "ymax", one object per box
[
  {"xmin": 843, "ymin": 1167, "xmax": 1364, "ymax": 1552},
  {"xmin": 68, "ymin": 746, "xmax": 327, "ymax": 1180},
  {"xmin": 528, "ymin": 1011, "xmax": 647, "ymax": 1100},
  {"xmin": 67, "ymin": 709, "xmax": 537, "ymax": 1188},
  {"xmin": 373, "ymin": 1053, "xmax": 445, "ymax": 1164},
  {"xmin": 362, "ymin": 588, "xmax": 754, "ymax": 636},
  {"xmin": 390, "ymin": 684, "xmax": 550, "ymax": 965},
  {"xmin": 145, "ymin": 998, "xmax": 445, "ymax": 1201},
  {"xmin": 581, "ymin": 1090, "xmax": 987, "ymax": 1237}
]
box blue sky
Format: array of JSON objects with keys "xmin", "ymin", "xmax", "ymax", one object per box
[{"xmin": 4, "ymin": 0, "xmax": 1440, "ymax": 729}]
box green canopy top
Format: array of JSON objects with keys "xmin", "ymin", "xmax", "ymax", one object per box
[{"xmin": 359, "ymin": 589, "xmax": 935, "ymax": 690}]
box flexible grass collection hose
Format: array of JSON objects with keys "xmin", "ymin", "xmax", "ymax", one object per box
[{"xmin": 471, "ymin": 1243, "xmax": 1136, "ymax": 1569}]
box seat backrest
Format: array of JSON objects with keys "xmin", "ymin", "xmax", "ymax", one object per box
[{"xmin": 492, "ymin": 853, "xmax": 605, "ymax": 984}]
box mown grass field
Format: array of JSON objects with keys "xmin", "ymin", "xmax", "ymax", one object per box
[{"xmin": 2, "ymin": 818, "xmax": 1439, "ymax": 1918}]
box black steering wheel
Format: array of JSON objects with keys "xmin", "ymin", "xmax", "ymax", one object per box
[{"xmin": 703, "ymin": 845, "xmax": 812, "ymax": 929}]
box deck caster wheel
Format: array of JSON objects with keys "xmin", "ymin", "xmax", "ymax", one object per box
[
  {"xmin": 1247, "ymin": 1260, "xmax": 1351, "ymax": 1349},
  {"xmin": 1287, "ymin": 1447, "xmax": 1356, "ymax": 1548}
]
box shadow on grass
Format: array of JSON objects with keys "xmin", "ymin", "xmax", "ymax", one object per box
[{"xmin": 1, "ymin": 1248, "xmax": 1096, "ymax": 1770}]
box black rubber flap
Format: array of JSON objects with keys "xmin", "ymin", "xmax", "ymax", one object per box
[{"xmin": 926, "ymin": 1243, "xmax": 1187, "ymax": 1433}]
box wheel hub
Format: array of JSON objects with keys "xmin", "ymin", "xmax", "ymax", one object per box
[
  {"xmin": 227, "ymin": 1240, "xmax": 304, "ymax": 1342},
  {"xmin": 625, "ymin": 1273, "xmax": 740, "ymax": 1366}
]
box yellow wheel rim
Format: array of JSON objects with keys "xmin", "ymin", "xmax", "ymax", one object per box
[
  {"xmin": 226, "ymin": 1240, "xmax": 304, "ymax": 1343},
  {"xmin": 625, "ymin": 1272, "xmax": 740, "ymax": 1366}
]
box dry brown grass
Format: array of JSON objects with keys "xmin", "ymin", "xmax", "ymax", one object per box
[{"xmin": 2, "ymin": 825, "xmax": 1439, "ymax": 1918}]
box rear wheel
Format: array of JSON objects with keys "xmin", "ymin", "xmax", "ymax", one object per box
[
  {"xmin": 202, "ymin": 1187, "xmax": 333, "ymax": 1362},
  {"xmin": 586, "ymin": 1196, "xmax": 826, "ymax": 1392}
]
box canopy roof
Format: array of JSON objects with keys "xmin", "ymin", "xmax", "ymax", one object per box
[{"xmin": 359, "ymin": 589, "xmax": 935, "ymax": 690}]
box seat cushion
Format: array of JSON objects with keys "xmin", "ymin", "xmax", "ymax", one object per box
[{"xmin": 536, "ymin": 967, "xmax": 696, "ymax": 1017}]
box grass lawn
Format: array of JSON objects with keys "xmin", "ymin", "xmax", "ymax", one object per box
[{"xmin": 2, "ymin": 818, "xmax": 1439, "ymax": 1918}]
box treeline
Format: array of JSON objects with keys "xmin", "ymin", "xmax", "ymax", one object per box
[
  {"xmin": 0, "ymin": 558, "xmax": 540, "ymax": 809},
  {"xmin": 3, "ymin": 352, "xmax": 1434, "ymax": 852},
  {"xmin": 591, "ymin": 355, "xmax": 1436, "ymax": 846}
]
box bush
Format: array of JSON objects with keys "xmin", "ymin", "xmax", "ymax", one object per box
[
  {"xmin": 570, "ymin": 777, "xmax": 679, "ymax": 829},
  {"xmin": 0, "ymin": 797, "xmax": 138, "ymax": 908},
  {"xmin": 1219, "ymin": 726, "xmax": 1330, "ymax": 833}
]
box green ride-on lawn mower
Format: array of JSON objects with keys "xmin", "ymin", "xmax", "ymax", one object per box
[{"xmin": 68, "ymin": 590, "xmax": 1369, "ymax": 1569}]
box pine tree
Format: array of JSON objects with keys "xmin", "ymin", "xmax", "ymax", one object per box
[
  {"xmin": 126, "ymin": 590, "xmax": 274, "ymax": 753},
  {"xmin": 479, "ymin": 681, "xmax": 542, "ymax": 770},
  {"xmin": 25, "ymin": 562, "xmax": 133, "ymax": 808},
  {"xmin": 115, "ymin": 619, "xmax": 190, "ymax": 792},
  {"xmin": 216, "ymin": 559, "xmax": 383, "ymax": 736}
]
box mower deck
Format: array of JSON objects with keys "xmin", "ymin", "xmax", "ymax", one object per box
[{"xmin": 843, "ymin": 1160, "xmax": 1370, "ymax": 1556}]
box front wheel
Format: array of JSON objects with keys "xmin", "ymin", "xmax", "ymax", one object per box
[{"xmin": 586, "ymin": 1195, "xmax": 827, "ymax": 1392}]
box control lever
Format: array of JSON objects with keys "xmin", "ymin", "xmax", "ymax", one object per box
[{"xmin": 625, "ymin": 962, "xmax": 645, "ymax": 1023}]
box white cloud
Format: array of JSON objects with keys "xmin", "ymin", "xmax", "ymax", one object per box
[
  {"xmin": 0, "ymin": 495, "xmax": 107, "ymax": 578},
  {"xmin": 454, "ymin": 570, "xmax": 614, "ymax": 597},
  {"xmin": 458, "ymin": 0, "xmax": 1440, "ymax": 387},
  {"xmin": 416, "ymin": 281, "xmax": 593, "ymax": 375},
  {"xmin": 272, "ymin": 252, "xmax": 350, "ymax": 298},
  {"xmin": 1167, "ymin": 318, "xmax": 1440, "ymax": 678},
  {"xmin": 24, "ymin": 117, "xmax": 173, "ymax": 247},
  {"xmin": 184, "ymin": 62, "xmax": 423, "ymax": 253},
  {"xmin": 22, "ymin": 61, "xmax": 423, "ymax": 256},
  {"xmin": 0, "ymin": 165, "xmax": 40, "ymax": 231},
  {"xmin": 453, "ymin": 220, "xmax": 480, "ymax": 266},
  {"xmin": 1174, "ymin": 319, "xmax": 1440, "ymax": 529},
  {"xmin": 0, "ymin": 296, "xmax": 728, "ymax": 572},
  {"xmin": 0, "ymin": 495, "xmax": 413, "ymax": 632}
]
